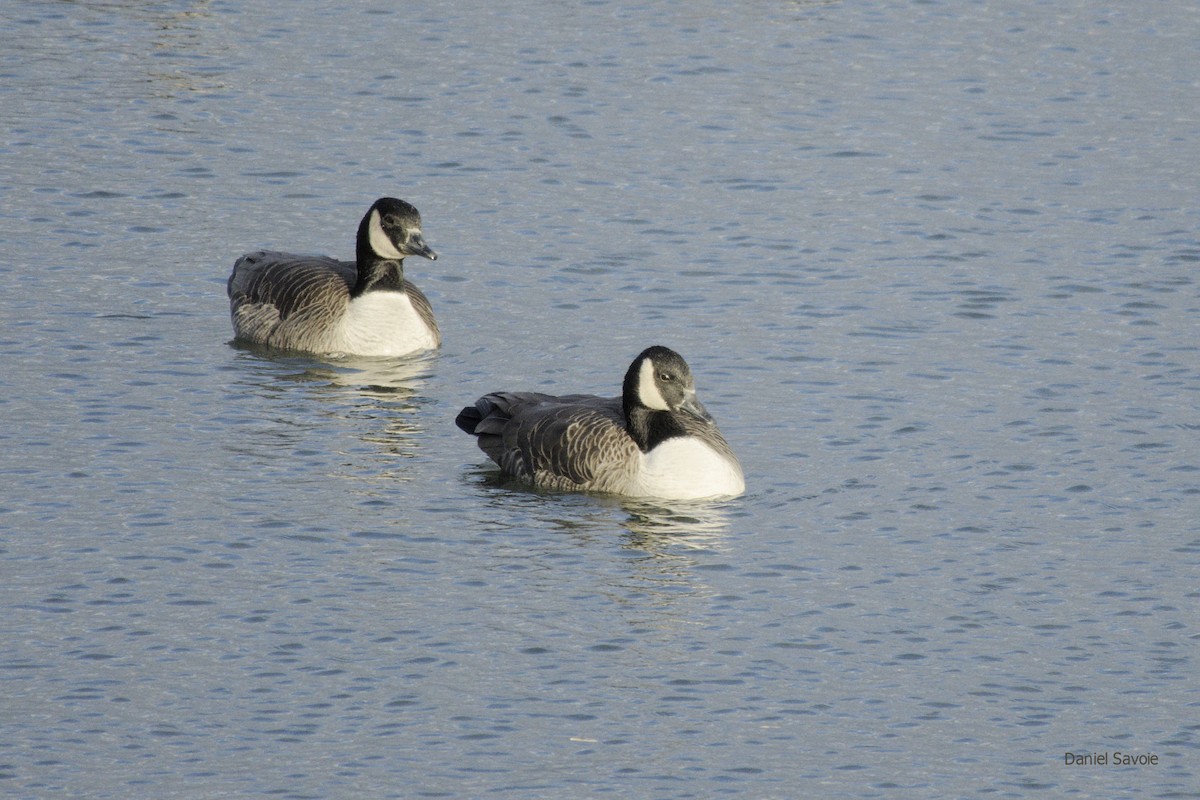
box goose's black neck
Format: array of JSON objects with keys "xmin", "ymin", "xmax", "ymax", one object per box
[
  {"xmin": 352, "ymin": 257, "xmax": 405, "ymax": 297},
  {"xmin": 351, "ymin": 216, "xmax": 405, "ymax": 297},
  {"xmin": 624, "ymin": 404, "xmax": 689, "ymax": 453}
]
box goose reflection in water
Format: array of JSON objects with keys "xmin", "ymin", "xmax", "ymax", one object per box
[
  {"xmin": 227, "ymin": 349, "xmax": 437, "ymax": 484},
  {"xmin": 619, "ymin": 498, "xmax": 735, "ymax": 552},
  {"xmin": 465, "ymin": 474, "xmax": 736, "ymax": 554}
]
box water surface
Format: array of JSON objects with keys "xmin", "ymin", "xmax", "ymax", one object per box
[{"xmin": 1, "ymin": 1, "xmax": 1197, "ymax": 798}]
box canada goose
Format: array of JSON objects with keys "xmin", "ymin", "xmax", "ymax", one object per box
[
  {"xmin": 227, "ymin": 197, "xmax": 440, "ymax": 357},
  {"xmin": 456, "ymin": 346, "xmax": 745, "ymax": 500}
]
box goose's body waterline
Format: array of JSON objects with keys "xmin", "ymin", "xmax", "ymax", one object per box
[
  {"xmin": 227, "ymin": 197, "xmax": 439, "ymax": 357},
  {"xmin": 456, "ymin": 347, "xmax": 745, "ymax": 500}
]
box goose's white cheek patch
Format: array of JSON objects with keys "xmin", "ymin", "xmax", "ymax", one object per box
[
  {"xmin": 368, "ymin": 209, "xmax": 405, "ymax": 260},
  {"xmin": 637, "ymin": 358, "xmax": 669, "ymax": 411}
]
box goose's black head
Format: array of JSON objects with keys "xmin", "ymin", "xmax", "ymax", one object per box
[
  {"xmin": 353, "ymin": 197, "xmax": 437, "ymax": 294},
  {"xmin": 622, "ymin": 345, "xmax": 713, "ymax": 450}
]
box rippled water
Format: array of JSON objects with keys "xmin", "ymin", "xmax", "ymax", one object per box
[{"xmin": 2, "ymin": 1, "xmax": 1198, "ymax": 798}]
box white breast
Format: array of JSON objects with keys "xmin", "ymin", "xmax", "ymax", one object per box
[
  {"xmin": 634, "ymin": 437, "xmax": 745, "ymax": 500},
  {"xmin": 331, "ymin": 291, "xmax": 438, "ymax": 357}
]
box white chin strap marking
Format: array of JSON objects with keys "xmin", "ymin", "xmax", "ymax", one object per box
[
  {"xmin": 368, "ymin": 209, "xmax": 405, "ymax": 259},
  {"xmin": 637, "ymin": 358, "xmax": 670, "ymax": 411}
]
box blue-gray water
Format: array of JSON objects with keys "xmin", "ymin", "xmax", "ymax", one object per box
[{"xmin": 2, "ymin": 1, "xmax": 1198, "ymax": 798}]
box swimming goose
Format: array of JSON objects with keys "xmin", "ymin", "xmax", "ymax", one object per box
[
  {"xmin": 456, "ymin": 346, "xmax": 745, "ymax": 500},
  {"xmin": 227, "ymin": 197, "xmax": 440, "ymax": 356}
]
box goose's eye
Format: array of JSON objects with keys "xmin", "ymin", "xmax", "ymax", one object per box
[{"xmin": 659, "ymin": 372, "xmax": 674, "ymax": 382}]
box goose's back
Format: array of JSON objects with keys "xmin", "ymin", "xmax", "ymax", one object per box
[
  {"xmin": 462, "ymin": 392, "xmax": 641, "ymax": 493},
  {"xmin": 228, "ymin": 251, "xmax": 354, "ymax": 349}
]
